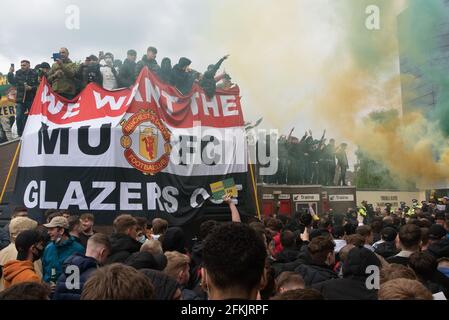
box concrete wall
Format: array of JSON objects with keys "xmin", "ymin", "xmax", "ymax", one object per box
[{"xmin": 258, "ymin": 184, "xmax": 357, "ymax": 216}]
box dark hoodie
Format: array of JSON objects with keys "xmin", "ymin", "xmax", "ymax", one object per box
[
  {"xmin": 107, "ymin": 233, "xmax": 141, "ymax": 264},
  {"xmin": 189, "ymin": 240, "xmax": 204, "ymax": 288},
  {"xmin": 159, "ymin": 57, "xmax": 172, "ymax": 84},
  {"xmin": 190, "ymin": 241, "xmax": 204, "ymax": 268},
  {"xmin": 274, "ymin": 247, "xmax": 301, "ymax": 263},
  {"xmin": 294, "ymin": 262, "xmax": 338, "ymax": 287},
  {"xmin": 118, "ymin": 58, "xmax": 137, "ymax": 87},
  {"xmin": 135, "ymin": 55, "xmax": 160, "ymax": 78},
  {"xmin": 140, "ymin": 269, "xmax": 180, "ymax": 300},
  {"xmin": 199, "ymin": 56, "xmax": 226, "ymax": 98},
  {"xmin": 271, "ymin": 245, "xmax": 311, "ymax": 277},
  {"xmin": 170, "ymin": 57, "xmax": 196, "ymax": 95},
  {"xmin": 125, "ymin": 251, "xmax": 166, "ymax": 271},
  {"xmin": 313, "ymin": 246, "xmax": 380, "ymax": 300},
  {"xmin": 161, "ymin": 227, "xmax": 187, "ymax": 253},
  {"xmin": 53, "ymin": 252, "xmax": 98, "ymax": 300}
]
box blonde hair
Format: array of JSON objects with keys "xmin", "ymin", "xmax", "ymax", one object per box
[
  {"xmin": 379, "ymin": 278, "xmax": 433, "ymax": 300},
  {"xmin": 380, "ymin": 263, "xmax": 417, "ymax": 284},
  {"xmin": 163, "ymin": 251, "xmax": 190, "ymax": 280},
  {"xmin": 9, "ymin": 217, "xmax": 38, "ymax": 242},
  {"xmin": 81, "ymin": 263, "xmax": 153, "ymax": 300}
]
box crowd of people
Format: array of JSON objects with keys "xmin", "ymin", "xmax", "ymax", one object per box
[
  {"xmin": 1, "ymin": 46, "xmax": 234, "ymax": 139},
  {"xmin": 261, "ymin": 129, "xmax": 350, "ymax": 186},
  {"xmin": 0, "ymin": 195, "xmax": 448, "ymax": 300}
]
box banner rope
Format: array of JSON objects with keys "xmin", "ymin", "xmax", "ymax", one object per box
[
  {"xmin": 248, "ymin": 158, "xmax": 261, "ymax": 221},
  {"xmin": 0, "ymin": 141, "xmax": 21, "ymax": 204}
]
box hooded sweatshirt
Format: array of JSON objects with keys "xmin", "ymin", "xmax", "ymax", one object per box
[
  {"xmin": 3, "ymin": 260, "xmax": 40, "ymax": 289},
  {"xmin": 107, "ymin": 233, "xmax": 141, "ymax": 264},
  {"xmin": 313, "ymin": 246, "xmax": 380, "ymax": 300}
]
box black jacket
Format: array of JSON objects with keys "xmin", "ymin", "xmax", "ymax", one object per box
[
  {"xmin": 135, "ymin": 55, "xmax": 160, "ymax": 78},
  {"xmin": 271, "ymin": 245, "xmax": 311, "ymax": 277},
  {"xmin": 53, "ymin": 253, "xmax": 98, "ymax": 300},
  {"xmin": 159, "ymin": 60, "xmax": 173, "ymax": 84},
  {"xmin": 125, "ymin": 251, "xmax": 163, "ymax": 270},
  {"xmin": 314, "ymin": 246, "xmax": 380, "ymax": 300},
  {"xmin": 295, "ymin": 263, "xmax": 338, "ymax": 287},
  {"xmin": 274, "ymin": 248, "xmax": 301, "ymax": 263},
  {"xmin": 161, "ymin": 227, "xmax": 187, "ymax": 253},
  {"xmin": 170, "ymin": 58, "xmax": 197, "ymax": 95},
  {"xmin": 78, "ymin": 232, "xmax": 95, "ymax": 249},
  {"xmin": 140, "ymin": 269, "xmax": 180, "ymax": 300},
  {"xmin": 190, "ymin": 241, "xmax": 203, "ymax": 268},
  {"xmin": 187, "ymin": 240, "xmax": 204, "ymax": 290},
  {"xmin": 374, "ymin": 241, "xmax": 399, "ymax": 258},
  {"xmin": 7, "ymin": 69, "xmax": 38, "ymax": 103},
  {"xmin": 313, "ymin": 276, "xmax": 378, "ymax": 300},
  {"xmin": 386, "ymin": 255, "xmax": 410, "ymax": 266},
  {"xmin": 118, "ymin": 59, "xmax": 137, "ymax": 87},
  {"xmin": 76, "ymin": 63, "xmax": 102, "ymax": 90},
  {"xmin": 107, "ymin": 233, "xmax": 141, "ymax": 264},
  {"xmin": 199, "ymin": 57, "xmax": 226, "ymax": 98},
  {"xmin": 170, "ymin": 66, "xmax": 196, "ymax": 95},
  {"xmin": 427, "ymin": 238, "xmax": 449, "ymax": 259}
]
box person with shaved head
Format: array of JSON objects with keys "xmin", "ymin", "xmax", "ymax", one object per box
[{"xmin": 48, "ymin": 47, "xmax": 79, "ymax": 99}]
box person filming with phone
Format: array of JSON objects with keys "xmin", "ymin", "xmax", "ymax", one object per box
[
  {"xmin": 47, "ymin": 47, "xmax": 78, "ymax": 100},
  {"xmin": 7, "ymin": 60, "xmax": 38, "ymax": 137}
]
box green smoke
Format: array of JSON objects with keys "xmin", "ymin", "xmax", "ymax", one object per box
[
  {"xmin": 398, "ymin": 0, "xmax": 449, "ymax": 136},
  {"xmin": 338, "ymin": 0, "xmax": 400, "ymax": 71}
]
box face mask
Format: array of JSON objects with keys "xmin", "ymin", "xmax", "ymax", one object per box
[
  {"xmin": 137, "ymin": 235, "xmax": 146, "ymax": 244},
  {"xmin": 152, "ymin": 234, "xmax": 161, "ymax": 241},
  {"xmin": 55, "ymin": 234, "xmax": 63, "ymax": 244}
]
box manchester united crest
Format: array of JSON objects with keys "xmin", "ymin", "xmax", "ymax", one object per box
[{"xmin": 120, "ymin": 110, "xmax": 171, "ymax": 175}]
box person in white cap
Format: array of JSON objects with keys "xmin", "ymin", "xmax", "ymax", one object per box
[
  {"xmin": 0, "ymin": 217, "xmax": 39, "ymax": 291},
  {"xmin": 42, "ymin": 216, "xmax": 85, "ymax": 285}
]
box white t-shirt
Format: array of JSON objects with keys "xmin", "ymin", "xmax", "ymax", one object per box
[
  {"xmin": 100, "ymin": 65, "xmax": 118, "ymax": 90},
  {"xmin": 334, "ymin": 239, "xmax": 347, "ymax": 253}
]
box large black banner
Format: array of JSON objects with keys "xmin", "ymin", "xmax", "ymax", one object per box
[{"xmin": 13, "ymin": 67, "xmax": 252, "ymax": 225}]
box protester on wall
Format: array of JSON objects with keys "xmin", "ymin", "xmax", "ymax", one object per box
[
  {"xmin": 7, "ymin": 60, "xmax": 38, "ymax": 136},
  {"xmin": 199, "ymin": 54, "xmax": 229, "ymax": 99},
  {"xmin": 100, "ymin": 52, "xmax": 119, "ymax": 90},
  {"xmin": 135, "ymin": 46, "xmax": 160, "ymax": 76},
  {"xmin": 47, "ymin": 47, "xmax": 78, "ymax": 100},
  {"xmin": 118, "ymin": 49, "xmax": 137, "ymax": 87}
]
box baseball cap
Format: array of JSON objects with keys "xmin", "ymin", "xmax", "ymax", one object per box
[{"xmin": 44, "ymin": 216, "xmax": 69, "ymax": 229}]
